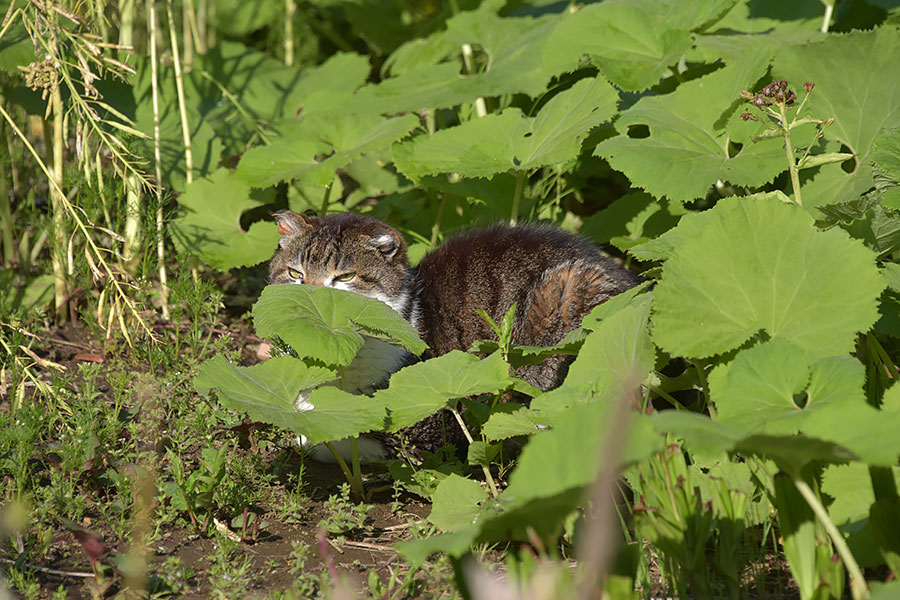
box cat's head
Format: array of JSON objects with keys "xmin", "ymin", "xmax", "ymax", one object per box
[{"xmin": 268, "ymin": 210, "xmax": 413, "ymax": 315}]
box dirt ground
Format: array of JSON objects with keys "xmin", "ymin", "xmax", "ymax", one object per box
[{"xmin": 3, "ymin": 321, "xmax": 446, "ymax": 599}]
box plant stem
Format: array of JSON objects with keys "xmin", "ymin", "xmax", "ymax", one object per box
[
  {"xmin": 182, "ymin": 0, "xmax": 193, "ymax": 65},
  {"xmin": 793, "ymin": 478, "xmax": 867, "ymax": 600},
  {"xmin": 821, "ymin": 1, "xmax": 834, "ymax": 33},
  {"xmin": 510, "ymin": 170, "xmax": 525, "ymax": 225},
  {"xmin": 779, "ymin": 103, "xmax": 803, "ymax": 208},
  {"xmin": 349, "ymin": 437, "xmax": 362, "ymax": 495},
  {"xmin": 319, "ymin": 179, "xmax": 334, "ymax": 216},
  {"xmin": 0, "ymin": 115, "xmax": 12, "ymax": 267},
  {"xmin": 0, "ymin": 103, "xmax": 155, "ymax": 342},
  {"xmin": 689, "ymin": 359, "xmax": 714, "ymax": 418},
  {"xmin": 430, "ymin": 192, "xmax": 446, "ymax": 247},
  {"xmin": 323, "ymin": 441, "xmax": 365, "ymax": 500},
  {"xmin": 184, "ymin": 0, "xmax": 204, "ymax": 55},
  {"xmin": 48, "ymin": 84, "xmax": 68, "ymax": 324},
  {"xmin": 449, "ymin": 404, "xmax": 499, "ymax": 497},
  {"xmin": 123, "ymin": 173, "xmax": 142, "ymax": 275},
  {"xmin": 117, "ymin": 0, "xmax": 134, "ymax": 49},
  {"xmin": 166, "ymin": 0, "xmax": 194, "ymax": 186},
  {"xmin": 148, "ymin": 0, "xmax": 170, "ymax": 319},
  {"xmin": 284, "ymin": 0, "xmax": 295, "ymax": 66}
]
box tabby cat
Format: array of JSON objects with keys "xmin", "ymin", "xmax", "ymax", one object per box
[{"xmin": 268, "ymin": 210, "xmax": 642, "ymax": 461}]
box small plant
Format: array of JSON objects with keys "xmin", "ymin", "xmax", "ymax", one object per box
[
  {"xmin": 162, "ymin": 443, "xmax": 229, "ymax": 534},
  {"xmin": 740, "ymin": 79, "xmax": 850, "ymax": 207},
  {"xmin": 317, "ymin": 483, "xmax": 373, "ymax": 543}
]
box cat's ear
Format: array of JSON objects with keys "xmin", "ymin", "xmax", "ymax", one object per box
[
  {"xmin": 366, "ymin": 231, "xmax": 405, "ymax": 261},
  {"xmin": 273, "ymin": 210, "xmax": 317, "ymax": 238}
]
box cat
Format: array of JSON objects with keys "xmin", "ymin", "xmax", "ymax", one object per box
[{"xmin": 268, "ymin": 210, "xmax": 642, "ymax": 462}]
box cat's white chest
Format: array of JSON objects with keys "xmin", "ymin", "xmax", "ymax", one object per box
[
  {"xmin": 295, "ymin": 336, "xmax": 409, "ymax": 463},
  {"xmin": 341, "ymin": 336, "xmax": 410, "ymax": 394}
]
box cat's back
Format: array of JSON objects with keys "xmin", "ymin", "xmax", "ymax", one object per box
[{"xmin": 415, "ymin": 224, "xmax": 641, "ymax": 375}]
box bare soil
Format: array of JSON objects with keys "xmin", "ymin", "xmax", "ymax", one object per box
[{"xmin": 3, "ymin": 322, "xmax": 440, "ymax": 599}]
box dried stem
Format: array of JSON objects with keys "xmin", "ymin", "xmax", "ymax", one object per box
[
  {"xmin": 0, "ymin": 103, "xmax": 155, "ymax": 344},
  {"xmin": 148, "ymin": 0, "xmax": 170, "ymax": 318},
  {"xmin": 166, "ymin": 0, "xmax": 194, "ymax": 186},
  {"xmin": 49, "ymin": 84, "xmax": 69, "ymax": 323},
  {"xmin": 284, "ymin": 0, "xmax": 295, "ymax": 66}
]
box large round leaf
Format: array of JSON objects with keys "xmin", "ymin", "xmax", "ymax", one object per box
[{"xmin": 652, "ymin": 196, "xmax": 884, "ymax": 360}]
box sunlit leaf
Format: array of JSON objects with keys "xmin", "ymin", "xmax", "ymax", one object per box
[
  {"xmin": 652, "ymin": 196, "xmax": 884, "ymax": 360},
  {"xmin": 170, "ymin": 168, "xmax": 279, "ymax": 270},
  {"xmin": 252, "ymin": 284, "xmax": 426, "ymax": 367},
  {"xmin": 376, "ymin": 351, "xmax": 511, "ymax": 432},
  {"xmin": 393, "ymin": 77, "xmax": 618, "ymax": 180}
]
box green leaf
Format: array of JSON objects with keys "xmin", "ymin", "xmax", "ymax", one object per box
[
  {"xmin": 427, "ymin": 474, "xmax": 489, "ymax": 532},
  {"xmin": 595, "ymin": 60, "xmax": 784, "ymax": 202},
  {"xmin": 774, "ymin": 29, "xmax": 900, "ymax": 208},
  {"xmin": 170, "ymin": 169, "xmax": 279, "ymax": 270},
  {"xmin": 483, "ymin": 405, "xmax": 543, "ymax": 441},
  {"xmin": 713, "ymin": 0, "xmax": 822, "ymax": 34},
  {"xmin": 395, "ymin": 528, "xmax": 479, "ymax": 565},
  {"xmin": 504, "ymin": 402, "xmax": 661, "ymax": 507},
  {"xmin": 803, "ymin": 403, "xmax": 900, "ymax": 467},
  {"xmin": 532, "ymin": 296, "xmax": 654, "ymax": 415},
  {"xmin": 650, "ymin": 411, "xmax": 743, "ymax": 460},
  {"xmin": 709, "ymin": 339, "xmax": 865, "ymax": 435},
  {"xmin": 345, "ymin": 8, "xmax": 562, "ymax": 116},
  {"xmin": 651, "ymin": 196, "xmax": 884, "ymax": 361},
  {"xmin": 196, "ymin": 355, "xmax": 386, "ymax": 445},
  {"xmin": 375, "ymin": 351, "xmax": 512, "ymax": 433},
  {"xmin": 392, "ymin": 77, "xmax": 618, "ymax": 180},
  {"xmin": 545, "ymin": 0, "xmax": 737, "ymax": 92},
  {"xmin": 252, "ymin": 284, "xmax": 426, "ymax": 367},
  {"xmin": 736, "ymin": 435, "xmax": 857, "ymax": 478},
  {"xmin": 772, "ymin": 472, "xmax": 819, "ymax": 600},
  {"xmin": 873, "ymin": 128, "xmax": 900, "ymax": 181},
  {"xmin": 387, "ymin": 459, "xmax": 465, "ymax": 501},
  {"xmin": 580, "ymin": 193, "xmax": 681, "ymax": 249},
  {"xmin": 467, "ymin": 441, "xmax": 500, "ymax": 467},
  {"xmin": 823, "ymin": 463, "xmax": 881, "ymax": 527},
  {"xmin": 237, "ymin": 113, "xmax": 419, "ymax": 188}
]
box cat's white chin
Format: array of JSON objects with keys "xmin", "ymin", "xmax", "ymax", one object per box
[{"xmin": 296, "ymin": 434, "xmax": 388, "ymax": 464}]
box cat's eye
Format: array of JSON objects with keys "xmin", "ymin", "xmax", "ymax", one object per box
[
  {"xmin": 334, "ymin": 272, "xmax": 356, "ymax": 282},
  {"xmin": 287, "ymin": 267, "xmax": 304, "ymax": 282}
]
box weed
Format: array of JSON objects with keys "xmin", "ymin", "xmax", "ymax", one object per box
[{"xmin": 317, "ymin": 483, "xmax": 373, "ymax": 542}]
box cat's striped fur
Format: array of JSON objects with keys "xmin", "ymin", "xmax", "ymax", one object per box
[{"xmin": 268, "ymin": 210, "xmax": 642, "ymax": 462}]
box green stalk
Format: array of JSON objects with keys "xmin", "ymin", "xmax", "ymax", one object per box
[
  {"xmin": 0, "ymin": 99, "xmax": 155, "ymax": 342},
  {"xmin": 449, "ymin": 404, "xmax": 499, "ymax": 497},
  {"xmin": 793, "ymin": 478, "xmax": 867, "ymax": 600},
  {"xmin": 779, "ymin": 102, "xmax": 803, "ymax": 208},
  {"xmin": 821, "ymin": 1, "xmax": 834, "ymax": 33},
  {"xmin": 429, "ymin": 192, "xmax": 446, "ymax": 247},
  {"xmin": 349, "ymin": 437, "xmax": 362, "ymax": 496},
  {"xmin": 117, "ymin": 0, "xmax": 134, "ymax": 48},
  {"xmin": 510, "ymin": 170, "xmax": 525, "ymax": 225},
  {"xmin": 319, "ymin": 179, "xmax": 334, "ymax": 216},
  {"xmin": 323, "ymin": 441, "xmax": 364, "ymax": 500},
  {"xmin": 690, "ymin": 359, "xmax": 714, "ymax": 418},
  {"xmin": 148, "ymin": 0, "xmax": 170, "ymax": 319},
  {"xmin": 197, "ymin": 0, "xmax": 208, "ymax": 50}
]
